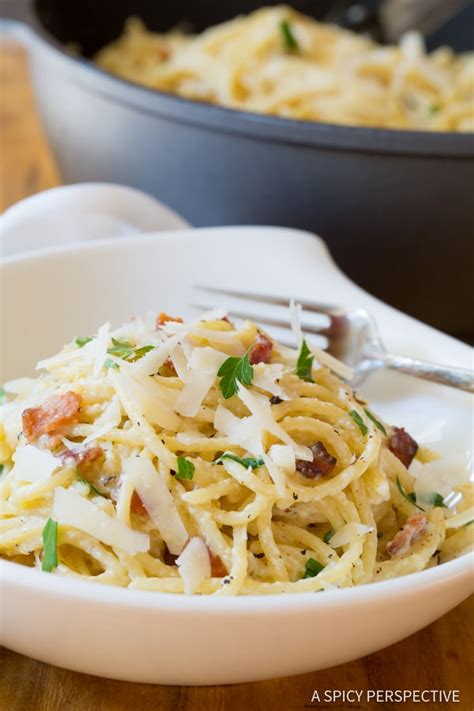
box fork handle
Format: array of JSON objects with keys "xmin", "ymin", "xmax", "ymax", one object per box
[{"xmin": 382, "ymin": 353, "xmax": 474, "ymax": 393}]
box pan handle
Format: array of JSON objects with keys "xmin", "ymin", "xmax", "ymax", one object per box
[{"xmin": 0, "ymin": 0, "xmax": 35, "ymax": 41}]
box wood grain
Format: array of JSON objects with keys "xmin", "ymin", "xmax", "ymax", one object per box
[{"xmin": 0, "ymin": 41, "xmax": 473, "ymax": 711}]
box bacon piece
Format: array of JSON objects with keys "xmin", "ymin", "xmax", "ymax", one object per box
[
  {"xmin": 22, "ymin": 392, "xmax": 82, "ymax": 443},
  {"xmin": 386, "ymin": 513, "xmax": 428, "ymax": 557},
  {"xmin": 163, "ymin": 545, "xmax": 178, "ymax": 566},
  {"xmin": 209, "ymin": 552, "xmax": 228, "ymax": 577},
  {"xmin": 155, "ymin": 312, "xmax": 183, "ymax": 329},
  {"xmin": 160, "ymin": 357, "xmax": 177, "ymax": 377},
  {"xmin": 130, "ymin": 491, "xmax": 147, "ymax": 516},
  {"xmin": 60, "ymin": 446, "xmax": 104, "ymax": 470},
  {"xmin": 249, "ymin": 333, "xmax": 273, "ymax": 365},
  {"xmin": 388, "ymin": 427, "xmax": 418, "ymax": 468},
  {"xmin": 157, "ymin": 46, "xmax": 170, "ymax": 61},
  {"xmin": 296, "ymin": 441, "xmax": 337, "ymax": 479}
]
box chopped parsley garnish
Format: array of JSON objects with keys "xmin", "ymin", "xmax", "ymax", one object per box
[
  {"xmin": 280, "ymin": 19, "xmax": 300, "ymax": 52},
  {"xmin": 296, "ymin": 339, "xmax": 314, "ymax": 382},
  {"xmin": 396, "ymin": 476, "xmax": 424, "ymax": 511},
  {"xmin": 348, "ymin": 410, "xmax": 368, "ymax": 436},
  {"xmin": 0, "ymin": 464, "xmax": 4, "ymax": 475},
  {"xmin": 41, "ymin": 518, "xmax": 58, "ymax": 572},
  {"xmin": 364, "ymin": 409, "xmax": 387, "ymax": 435},
  {"xmin": 323, "ymin": 528, "xmax": 334, "ymax": 545},
  {"xmin": 396, "ymin": 478, "xmax": 447, "ymax": 511},
  {"xmin": 175, "ymin": 456, "xmax": 195, "ymax": 481},
  {"xmin": 0, "ymin": 385, "xmax": 5, "ymax": 404},
  {"xmin": 430, "ymin": 492, "xmax": 448, "ymax": 509},
  {"xmin": 216, "ymin": 453, "xmax": 264, "ymax": 469},
  {"xmin": 429, "ymin": 104, "xmax": 441, "ymax": 115},
  {"xmin": 104, "ymin": 358, "xmax": 120, "ymax": 370},
  {"xmin": 75, "ymin": 336, "xmax": 93, "ymax": 348},
  {"xmin": 107, "ymin": 338, "xmax": 154, "ymax": 363},
  {"xmin": 77, "ymin": 472, "xmax": 102, "ymax": 497},
  {"xmin": 303, "ymin": 558, "xmax": 325, "ymax": 578},
  {"xmin": 217, "ymin": 349, "xmax": 253, "ymax": 399}
]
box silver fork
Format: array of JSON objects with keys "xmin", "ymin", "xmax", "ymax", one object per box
[{"xmin": 195, "ymin": 287, "xmax": 474, "ymax": 393}]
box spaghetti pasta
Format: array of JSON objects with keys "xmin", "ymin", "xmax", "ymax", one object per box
[
  {"xmin": 95, "ymin": 5, "xmax": 474, "ymax": 132},
  {"xmin": 0, "ymin": 308, "xmax": 472, "ymax": 594}
]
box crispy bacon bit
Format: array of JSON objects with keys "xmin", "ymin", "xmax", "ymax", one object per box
[
  {"xmin": 160, "ymin": 357, "xmax": 177, "ymax": 377},
  {"xmin": 388, "ymin": 427, "xmax": 418, "ymax": 468},
  {"xmin": 386, "ymin": 513, "xmax": 428, "ymax": 557},
  {"xmin": 60, "ymin": 446, "xmax": 104, "ymax": 470},
  {"xmin": 163, "ymin": 545, "xmax": 178, "ymax": 566},
  {"xmin": 22, "ymin": 392, "xmax": 82, "ymax": 443},
  {"xmin": 296, "ymin": 441, "xmax": 337, "ymax": 479},
  {"xmin": 157, "ymin": 46, "xmax": 170, "ymax": 61},
  {"xmin": 130, "ymin": 491, "xmax": 147, "ymax": 516},
  {"xmin": 249, "ymin": 333, "xmax": 273, "ymax": 365},
  {"xmin": 155, "ymin": 312, "xmax": 183, "ymax": 329},
  {"xmin": 209, "ymin": 552, "xmax": 228, "ymax": 577}
]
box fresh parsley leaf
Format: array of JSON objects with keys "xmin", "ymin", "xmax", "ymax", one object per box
[
  {"xmin": 175, "ymin": 456, "xmax": 195, "ymax": 481},
  {"xmin": 217, "ymin": 350, "xmax": 253, "ymax": 399},
  {"xmin": 280, "ymin": 19, "xmax": 300, "ymax": 52},
  {"xmin": 396, "ymin": 476, "xmax": 424, "ymax": 511},
  {"xmin": 323, "ymin": 528, "xmax": 334, "ymax": 545},
  {"xmin": 430, "ymin": 492, "xmax": 448, "ymax": 508},
  {"xmin": 216, "ymin": 453, "xmax": 264, "ymax": 469},
  {"xmin": 75, "ymin": 336, "xmax": 93, "ymax": 348},
  {"xmin": 131, "ymin": 345, "xmax": 154, "ymax": 361},
  {"xmin": 104, "ymin": 358, "xmax": 120, "ymax": 370},
  {"xmin": 296, "ymin": 339, "xmax": 314, "ymax": 382},
  {"xmin": 303, "ymin": 558, "xmax": 325, "ymax": 579},
  {"xmin": 0, "ymin": 385, "xmax": 5, "ymax": 404},
  {"xmin": 348, "ymin": 410, "xmax": 368, "ymax": 436},
  {"xmin": 42, "ymin": 518, "xmax": 58, "ymax": 572},
  {"xmin": 364, "ymin": 409, "xmax": 387, "ymax": 435},
  {"xmin": 77, "ymin": 472, "xmax": 102, "ymax": 497},
  {"xmin": 429, "ymin": 104, "xmax": 441, "ymax": 115},
  {"xmin": 0, "ymin": 464, "xmax": 4, "ymax": 475},
  {"xmin": 107, "ymin": 338, "xmax": 135, "ymax": 359},
  {"xmin": 107, "ymin": 339, "xmax": 154, "ymax": 363}
]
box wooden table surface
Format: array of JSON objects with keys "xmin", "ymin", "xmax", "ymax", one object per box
[{"xmin": 0, "ymin": 42, "xmax": 473, "ymax": 711}]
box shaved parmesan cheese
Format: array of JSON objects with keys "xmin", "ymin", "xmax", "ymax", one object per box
[
  {"xmin": 262, "ymin": 453, "xmax": 286, "ymax": 498},
  {"xmin": 289, "ymin": 299, "xmax": 304, "ymax": 346},
  {"xmin": 169, "ymin": 344, "xmax": 189, "ymax": 381},
  {"xmin": 252, "ymin": 363, "xmax": 290, "ymax": 399},
  {"xmin": 329, "ymin": 523, "xmax": 373, "ymax": 548},
  {"xmin": 237, "ymin": 384, "xmax": 312, "ymax": 461},
  {"xmin": 176, "ymin": 347, "xmax": 226, "ymax": 418},
  {"xmin": 132, "ymin": 334, "xmax": 180, "ymax": 376},
  {"xmin": 113, "ymin": 367, "xmax": 181, "ymax": 431},
  {"xmin": 12, "ymin": 445, "xmax": 60, "ymax": 483},
  {"xmin": 3, "ymin": 378, "xmax": 36, "ymax": 395},
  {"xmin": 176, "ymin": 537, "xmax": 211, "ymax": 594},
  {"xmin": 83, "ymin": 395, "xmax": 121, "ymax": 444},
  {"xmin": 269, "ymin": 444, "xmax": 295, "ymax": 474},
  {"xmin": 87, "ymin": 322, "xmax": 111, "ymax": 376},
  {"xmin": 446, "ymin": 507, "xmax": 474, "ymax": 529},
  {"xmin": 53, "ymin": 486, "xmax": 149, "ymax": 554},
  {"xmin": 214, "ymin": 405, "xmax": 263, "ymax": 456},
  {"xmin": 125, "ymin": 457, "xmax": 188, "ymax": 555}
]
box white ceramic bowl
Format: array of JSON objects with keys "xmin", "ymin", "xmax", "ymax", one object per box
[{"xmin": 0, "ymin": 226, "xmax": 472, "ymax": 685}]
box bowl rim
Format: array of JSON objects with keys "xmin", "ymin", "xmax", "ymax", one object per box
[
  {"xmin": 22, "ymin": 7, "xmax": 474, "ymax": 159},
  {"xmin": 1, "ymin": 230, "xmax": 473, "ymax": 613},
  {"xmin": 1, "ymin": 552, "xmax": 472, "ymax": 614}
]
